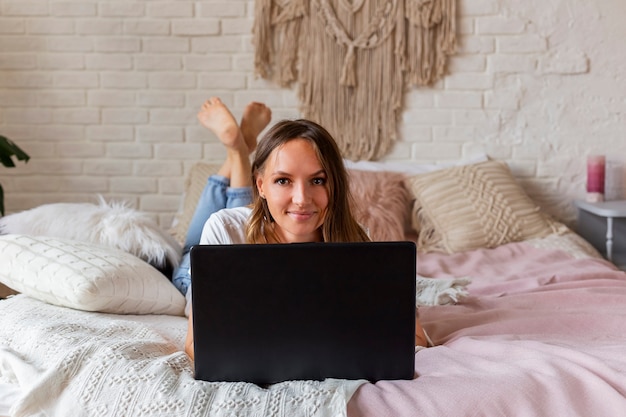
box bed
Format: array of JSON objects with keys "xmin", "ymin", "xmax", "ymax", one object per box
[{"xmin": 2, "ymin": 158, "xmax": 626, "ymax": 417}]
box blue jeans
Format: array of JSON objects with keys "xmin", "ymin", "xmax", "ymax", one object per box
[{"xmin": 172, "ymin": 175, "xmax": 252, "ymax": 295}]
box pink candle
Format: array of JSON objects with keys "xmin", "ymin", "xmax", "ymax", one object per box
[{"xmin": 586, "ymin": 155, "xmax": 605, "ymax": 202}]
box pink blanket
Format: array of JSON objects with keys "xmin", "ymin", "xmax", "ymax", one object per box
[{"xmin": 348, "ymin": 241, "xmax": 626, "ymax": 417}]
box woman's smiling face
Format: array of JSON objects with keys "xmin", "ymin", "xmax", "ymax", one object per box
[{"xmin": 255, "ymin": 138, "xmax": 329, "ymax": 243}]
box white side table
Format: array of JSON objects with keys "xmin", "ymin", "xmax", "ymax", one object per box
[{"xmin": 575, "ymin": 200, "xmax": 626, "ymax": 267}]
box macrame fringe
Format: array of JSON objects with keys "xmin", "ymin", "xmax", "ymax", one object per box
[
  {"xmin": 405, "ymin": 0, "xmax": 456, "ymax": 86},
  {"xmin": 252, "ymin": 0, "xmax": 273, "ymax": 80},
  {"xmin": 253, "ymin": 0, "xmax": 456, "ymax": 160},
  {"xmin": 339, "ymin": 45, "xmax": 357, "ymax": 87}
]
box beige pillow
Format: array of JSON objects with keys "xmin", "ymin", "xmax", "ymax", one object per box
[
  {"xmin": 406, "ymin": 160, "xmax": 567, "ymax": 253},
  {"xmin": 170, "ymin": 163, "xmax": 221, "ymax": 245},
  {"xmin": 348, "ymin": 170, "xmax": 412, "ymax": 241}
]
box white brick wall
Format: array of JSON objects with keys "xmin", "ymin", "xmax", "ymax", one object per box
[{"xmin": 1, "ymin": 0, "xmax": 625, "ymax": 228}]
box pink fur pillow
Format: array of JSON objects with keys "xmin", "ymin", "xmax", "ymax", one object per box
[{"xmin": 348, "ymin": 169, "xmax": 412, "ymax": 241}]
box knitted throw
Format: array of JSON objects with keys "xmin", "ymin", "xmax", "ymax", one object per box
[
  {"xmin": 0, "ymin": 296, "xmax": 364, "ymax": 417},
  {"xmin": 253, "ymin": 0, "xmax": 456, "ymax": 160}
]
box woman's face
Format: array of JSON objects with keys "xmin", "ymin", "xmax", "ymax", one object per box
[{"xmin": 256, "ymin": 138, "xmax": 329, "ymax": 243}]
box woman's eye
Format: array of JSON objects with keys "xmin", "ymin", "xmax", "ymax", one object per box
[
  {"xmin": 275, "ymin": 178, "xmax": 289, "ymax": 185},
  {"xmin": 312, "ymin": 178, "xmax": 326, "ymax": 185}
]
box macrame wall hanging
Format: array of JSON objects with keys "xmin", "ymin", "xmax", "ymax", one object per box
[{"xmin": 253, "ymin": 0, "xmax": 456, "ymax": 161}]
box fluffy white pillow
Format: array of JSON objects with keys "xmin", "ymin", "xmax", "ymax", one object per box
[
  {"xmin": 0, "ymin": 234, "xmax": 185, "ymax": 315},
  {"xmin": 0, "ymin": 197, "xmax": 181, "ymax": 269}
]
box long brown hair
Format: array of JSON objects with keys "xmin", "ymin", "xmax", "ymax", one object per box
[{"xmin": 246, "ymin": 119, "xmax": 369, "ymax": 244}]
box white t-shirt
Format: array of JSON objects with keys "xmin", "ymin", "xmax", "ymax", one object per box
[{"xmin": 199, "ymin": 206, "xmax": 252, "ymax": 245}]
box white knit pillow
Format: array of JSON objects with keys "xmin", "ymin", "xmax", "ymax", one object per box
[{"xmin": 0, "ymin": 234, "xmax": 185, "ymax": 315}]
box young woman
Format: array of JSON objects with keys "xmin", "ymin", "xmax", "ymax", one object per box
[{"xmin": 183, "ymin": 111, "xmax": 429, "ymax": 359}]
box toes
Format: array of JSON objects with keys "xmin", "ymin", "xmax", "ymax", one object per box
[{"xmin": 204, "ymin": 97, "xmax": 221, "ymax": 108}]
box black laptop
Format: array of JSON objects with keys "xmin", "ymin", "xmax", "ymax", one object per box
[{"xmin": 189, "ymin": 241, "xmax": 416, "ymax": 384}]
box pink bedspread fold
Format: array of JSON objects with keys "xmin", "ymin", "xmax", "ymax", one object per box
[{"xmin": 348, "ymin": 241, "xmax": 626, "ymax": 417}]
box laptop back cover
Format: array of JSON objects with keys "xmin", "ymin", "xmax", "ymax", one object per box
[{"xmin": 190, "ymin": 241, "xmax": 416, "ymax": 384}]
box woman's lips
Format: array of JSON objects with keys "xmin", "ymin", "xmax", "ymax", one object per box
[{"xmin": 288, "ymin": 211, "xmax": 315, "ymax": 221}]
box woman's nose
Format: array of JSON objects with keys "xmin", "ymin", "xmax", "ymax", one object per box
[{"xmin": 292, "ymin": 182, "xmax": 310, "ymax": 205}]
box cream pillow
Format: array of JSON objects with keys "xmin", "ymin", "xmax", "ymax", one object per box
[
  {"xmin": 406, "ymin": 160, "xmax": 567, "ymax": 253},
  {"xmin": 170, "ymin": 163, "xmax": 220, "ymax": 245},
  {"xmin": 0, "ymin": 234, "xmax": 185, "ymax": 315}
]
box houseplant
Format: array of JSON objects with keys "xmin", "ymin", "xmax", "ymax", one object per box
[{"xmin": 0, "ymin": 135, "xmax": 30, "ymax": 216}]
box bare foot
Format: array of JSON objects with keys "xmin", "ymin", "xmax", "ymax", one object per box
[
  {"xmin": 197, "ymin": 97, "xmax": 246, "ymax": 151},
  {"xmin": 240, "ymin": 102, "xmax": 272, "ymax": 153}
]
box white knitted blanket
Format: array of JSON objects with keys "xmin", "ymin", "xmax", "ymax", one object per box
[
  {"xmin": 0, "ymin": 296, "xmax": 364, "ymax": 417},
  {"xmin": 415, "ymin": 275, "xmax": 470, "ymax": 307}
]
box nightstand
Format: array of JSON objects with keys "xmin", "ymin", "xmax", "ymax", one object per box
[{"xmin": 575, "ymin": 200, "xmax": 626, "ymax": 270}]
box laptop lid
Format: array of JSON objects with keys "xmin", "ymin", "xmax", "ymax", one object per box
[{"xmin": 190, "ymin": 241, "xmax": 416, "ymax": 384}]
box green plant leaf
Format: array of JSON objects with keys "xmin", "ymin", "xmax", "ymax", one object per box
[
  {"xmin": 1, "ymin": 135, "xmax": 29, "ymax": 215},
  {"xmin": 0, "ymin": 135, "xmax": 30, "ymax": 168}
]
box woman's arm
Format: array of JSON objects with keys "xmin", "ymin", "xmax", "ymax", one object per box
[
  {"xmin": 185, "ymin": 307, "xmax": 195, "ymax": 360},
  {"xmin": 185, "ymin": 208, "xmax": 252, "ymax": 359},
  {"xmin": 415, "ymin": 315, "xmax": 429, "ymax": 347}
]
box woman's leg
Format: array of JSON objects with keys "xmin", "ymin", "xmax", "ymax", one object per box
[
  {"xmin": 220, "ymin": 100, "xmax": 271, "ymax": 189},
  {"xmin": 185, "ymin": 98, "xmax": 271, "ymax": 245},
  {"xmin": 224, "ymin": 101, "xmax": 271, "ymax": 208},
  {"xmin": 172, "ymin": 98, "xmax": 271, "ymax": 295}
]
